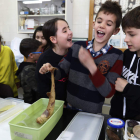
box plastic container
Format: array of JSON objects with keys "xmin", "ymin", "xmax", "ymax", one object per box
[
  {"xmin": 105, "ymin": 118, "xmax": 125, "ymax": 140},
  {"xmin": 44, "ymin": 4, "xmax": 49, "ymax": 14},
  {"xmin": 125, "ymin": 120, "xmax": 140, "ymax": 140},
  {"xmin": 61, "ymin": 1, "xmax": 65, "ymax": 14},
  {"xmin": 5, "ymin": 97, "xmax": 24, "ymax": 104},
  {"xmin": 50, "ymin": 3, "xmax": 57, "ymax": 14},
  {"xmin": 9, "ymin": 98, "xmax": 64, "ymax": 140},
  {"xmin": 57, "ymin": 112, "xmax": 104, "ymax": 140},
  {"xmin": 0, "ymin": 99, "xmax": 24, "ymax": 123}
]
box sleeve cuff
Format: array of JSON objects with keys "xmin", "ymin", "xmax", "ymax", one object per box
[
  {"xmin": 123, "ymin": 83, "xmax": 131, "ymax": 96},
  {"xmin": 89, "ymin": 68, "xmax": 105, "ymax": 88}
]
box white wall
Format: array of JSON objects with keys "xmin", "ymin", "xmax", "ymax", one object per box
[
  {"xmin": 72, "ymin": 0, "xmax": 90, "ymax": 38},
  {"xmin": 0, "ymin": 0, "xmax": 90, "ymax": 46},
  {"xmin": 0, "ymin": 0, "xmax": 30, "ymax": 46}
]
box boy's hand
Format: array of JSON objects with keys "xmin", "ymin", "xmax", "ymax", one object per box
[
  {"xmin": 39, "ymin": 63, "xmax": 53, "ymax": 74},
  {"xmin": 16, "ymin": 82, "xmax": 20, "ymax": 89},
  {"xmin": 115, "ymin": 78, "xmax": 128, "ymax": 92},
  {"xmin": 78, "ymin": 46, "xmax": 97, "ymax": 75}
]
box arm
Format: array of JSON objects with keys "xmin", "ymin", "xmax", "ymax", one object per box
[
  {"xmin": 11, "ymin": 50, "xmax": 20, "ymax": 84},
  {"xmin": 78, "ymin": 47, "xmax": 123, "ymax": 98},
  {"xmin": 40, "ymin": 47, "xmax": 73, "ymax": 80},
  {"xmin": 23, "ymin": 67, "xmax": 38, "ymax": 104}
]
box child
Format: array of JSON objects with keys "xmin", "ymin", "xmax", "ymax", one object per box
[
  {"xmin": 36, "ymin": 18, "xmax": 73, "ymax": 104},
  {"xmin": 110, "ymin": 6, "xmax": 140, "ymax": 121},
  {"xmin": 39, "ymin": 1, "xmax": 123, "ymax": 114},
  {"xmin": 16, "ymin": 38, "xmax": 43, "ymax": 103},
  {"xmin": 33, "ymin": 26, "xmax": 47, "ymax": 51},
  {"xmin": 0, "ymin": 34, "xmax": 20, "ymax": 97}
]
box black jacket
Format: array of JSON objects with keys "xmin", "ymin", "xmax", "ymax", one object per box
[
  {"xmin": 16, "ymin": 62, "xmax": 39, "ymax": 104},
  {"xmin": 35, "ymin": 48, "xmax": 67, "ymax": 103},
  {"xmin": 110, "ymin": 49, "xmax": 140, "ymax": 120}
]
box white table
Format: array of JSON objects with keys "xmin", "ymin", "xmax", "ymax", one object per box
[{"xmin": 0, "ymin": 103, "xmax": 30, "ymax": 140}]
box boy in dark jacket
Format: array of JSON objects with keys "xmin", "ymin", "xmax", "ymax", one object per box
[
  {"xmin": 16, "ymin": 38, "xmax": 43, "ymax": 104},
  {"xmin": 110, "ymin": 6, "xmax": 140, "ymax": 121}
]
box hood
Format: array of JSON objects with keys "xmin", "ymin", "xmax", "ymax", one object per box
[
  {"xmin": 123, "ymin": 52, "xmax": 140, "ymax": 118},
  {"xmin": 16, "ymin": 62, "xmax": 35, "ymax": 76}
]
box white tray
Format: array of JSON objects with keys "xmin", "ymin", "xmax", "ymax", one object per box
[
  {"xmin": 57, "ymin": 112, "xmax": 104, "ymax": 140},
  {"xmin": 125, "ymin": 120, "xmax": 140, "ymax": 140},
  {"xmin": 0, "ymin": 98, "xmax": 24, "ymax": 123}
]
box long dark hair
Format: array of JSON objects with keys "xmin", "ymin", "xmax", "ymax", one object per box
[
  {"xmin": 33, "ymin": 26, "xmax": 47, "ymax": 52},
  {"xmin": 43, "ymin": 18, "xmax": 68, "ymax": 50}
]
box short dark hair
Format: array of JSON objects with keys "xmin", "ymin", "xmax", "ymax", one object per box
[
  {"xmin": 43, "ymin": 18, "xmax": 68, "ymax": 49},
  {"xmin": 20, "ymin": 38, "xmax": 42, "ymax": 58},
  {"xmin": 95, "ymin": 0, "xmax": 122, "ymax": 28},
  {"xmin": 122, "ymin": 6, "xmax": 140, "ymax": 31}
]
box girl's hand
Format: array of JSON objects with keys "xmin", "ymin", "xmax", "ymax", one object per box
[
  {"xmin": 115, "ymin": 78, "xmax": 128, "ymax": 92},
  {"xmin": 78, "ymin": 46, "xmax": 97, "ymax": 75},
  {"xmin": 39, "ymin": 63, "xmax": 53, "ymax": 74}
]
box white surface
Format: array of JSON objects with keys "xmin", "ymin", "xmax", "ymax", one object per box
[
  {"xmin": 0, "ymin": 99, "xmax": 24, "ymax": 123},
  {"xmin": 0, "ymin": 103, "xmax": 30, "ymax": 140},
  {"xmin": 57, "ymin": 112, "xmax": 104, "ymax": 140},
  {"xmin": 125, "ymin": 120, "xmax": 140, "ymax": 140}
]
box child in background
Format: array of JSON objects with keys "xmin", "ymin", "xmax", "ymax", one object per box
[
  {"xmin": 0, "ymin": 34, "xmax": 20, "ymax": 97},
  {"xmin": 36, "ymin": 18, "xmax": 73, "ymax": 104},
  {"xmin": 16, "ymin": 38, "xmax": 43, "ymax": 103},
  {"xmin": 33, "ymin": 26, "xmax": 47, "ymax": 51},
  {"xmin": 39, "ymin": 1, "xmax": 123, "ymax": 114},
  {"xmin": 110, "ymin": 6, "xmax": 140, "ymax": 121}
]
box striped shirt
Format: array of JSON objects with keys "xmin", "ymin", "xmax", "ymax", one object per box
[{"xmin": 55, "ymin": 41, "xmax": 123, "ymax": 113}]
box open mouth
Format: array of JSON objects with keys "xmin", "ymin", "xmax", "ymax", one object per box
[
  {"xmin": 97, "ymin": 30, "xmax": 105, "ymax": 37},
  {"xmin": 67, "ymin": 38, "xmax": 72, "ymax": 42},
  {"xmin": 128, "ymin": 45, "xmax": 132, "ymax": 48}
]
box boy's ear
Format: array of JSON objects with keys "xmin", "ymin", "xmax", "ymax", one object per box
[
  {"xmin": 50, "ymin": 36, "xmax": 57, "ymax": 44},
  {"xmin": 113, "ymin": 27, "xmax": 120, "ymax": 35},
  {"xmin": 93, "ymin": 21, "xmax": 95, "ymax": 29}
]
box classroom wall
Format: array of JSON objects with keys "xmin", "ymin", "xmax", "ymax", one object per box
[
  {"xmin": 0, "ymin": 0, "xmax": 29, "ymax": 46},
  {"xmin": 0, "ymin": 0, "xmax": 90, "ymax": 46}
]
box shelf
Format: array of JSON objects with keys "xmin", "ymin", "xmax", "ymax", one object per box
[
  {"xmin": 19, "ymin": 14, "xmax": 65, "ymax": 17},
  {"xmin": 18, "ymin": 30, "xmax": 34, "ymax": 33},
  {"xmin": 17, "ymin": 0, "xmax": 73, "ymax": 34}
]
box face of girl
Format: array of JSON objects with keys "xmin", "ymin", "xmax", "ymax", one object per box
[
  {"xmin": 55, "ymin": 20, "xmax": 73, "ymax": 49},
  {"xmin": 35, "ymin": 31, "xmax": 47, "ymax": 46}
]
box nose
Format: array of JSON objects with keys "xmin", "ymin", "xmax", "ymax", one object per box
[
  {"xmin": 99, "ymin": 22, "xmax": 105, "ymax": 29},
  {"xmin": 68, "ymin": 29, "xmax": 72, "ymax": 35},
  {"xmin": 124, "ymin": 35, "xmax": 129, "ymax": 43},
  {"xmin": 38, "ymin": 38, "xmax": 41, "ymax": 42}
]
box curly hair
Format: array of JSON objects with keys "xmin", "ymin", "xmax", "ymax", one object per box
[{"xmin": 95, "ymin": 0, "xmax": 122, "ymax": 28}]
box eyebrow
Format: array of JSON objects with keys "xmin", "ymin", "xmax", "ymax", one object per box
[
  {"xmin": 126, "ymin": 31, "xmax": 135, "ymax": 33},
  {"xmin": 62, "ymin": 26, "xmax": 69, "ymax": 31},
  {"xmin": 97, "ymin": 17, "xmax": 114, "ymax": 24}
]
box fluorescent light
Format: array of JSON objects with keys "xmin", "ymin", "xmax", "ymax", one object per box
[
  {"xmin": 23, "ymin": 0, "xmax": 51, "ymax": 4},
  {"xmin": 23, "ymin": 1, "xmax": 42, "ymax": 4}
]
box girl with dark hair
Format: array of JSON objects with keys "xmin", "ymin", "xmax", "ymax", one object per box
[
  {"xmin": 36, "ymin": 18, "xmax": 73, "ymax": 104},
  {"xmin": 33, "ymin": 26, "xmax": 47, "ymax": 51}
]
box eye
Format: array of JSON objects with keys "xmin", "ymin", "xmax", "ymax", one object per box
[
  {"xmin": 130, "ymin": 34, "xmax": 135, "ymax": 37},
  {"xmin": 36, "ymin": 36, "xmax": 39, "ymax": 39},
  {"xmin": 107, "ymin": 24, "xmax": 111, "ymax": 26},
  {"xmin": 63, "ymin": 30, "xmax": 67, "ymax": 33},
  {"xmin": 97, "ymin": 21, "xmax": 101, "ymax": 24}
]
